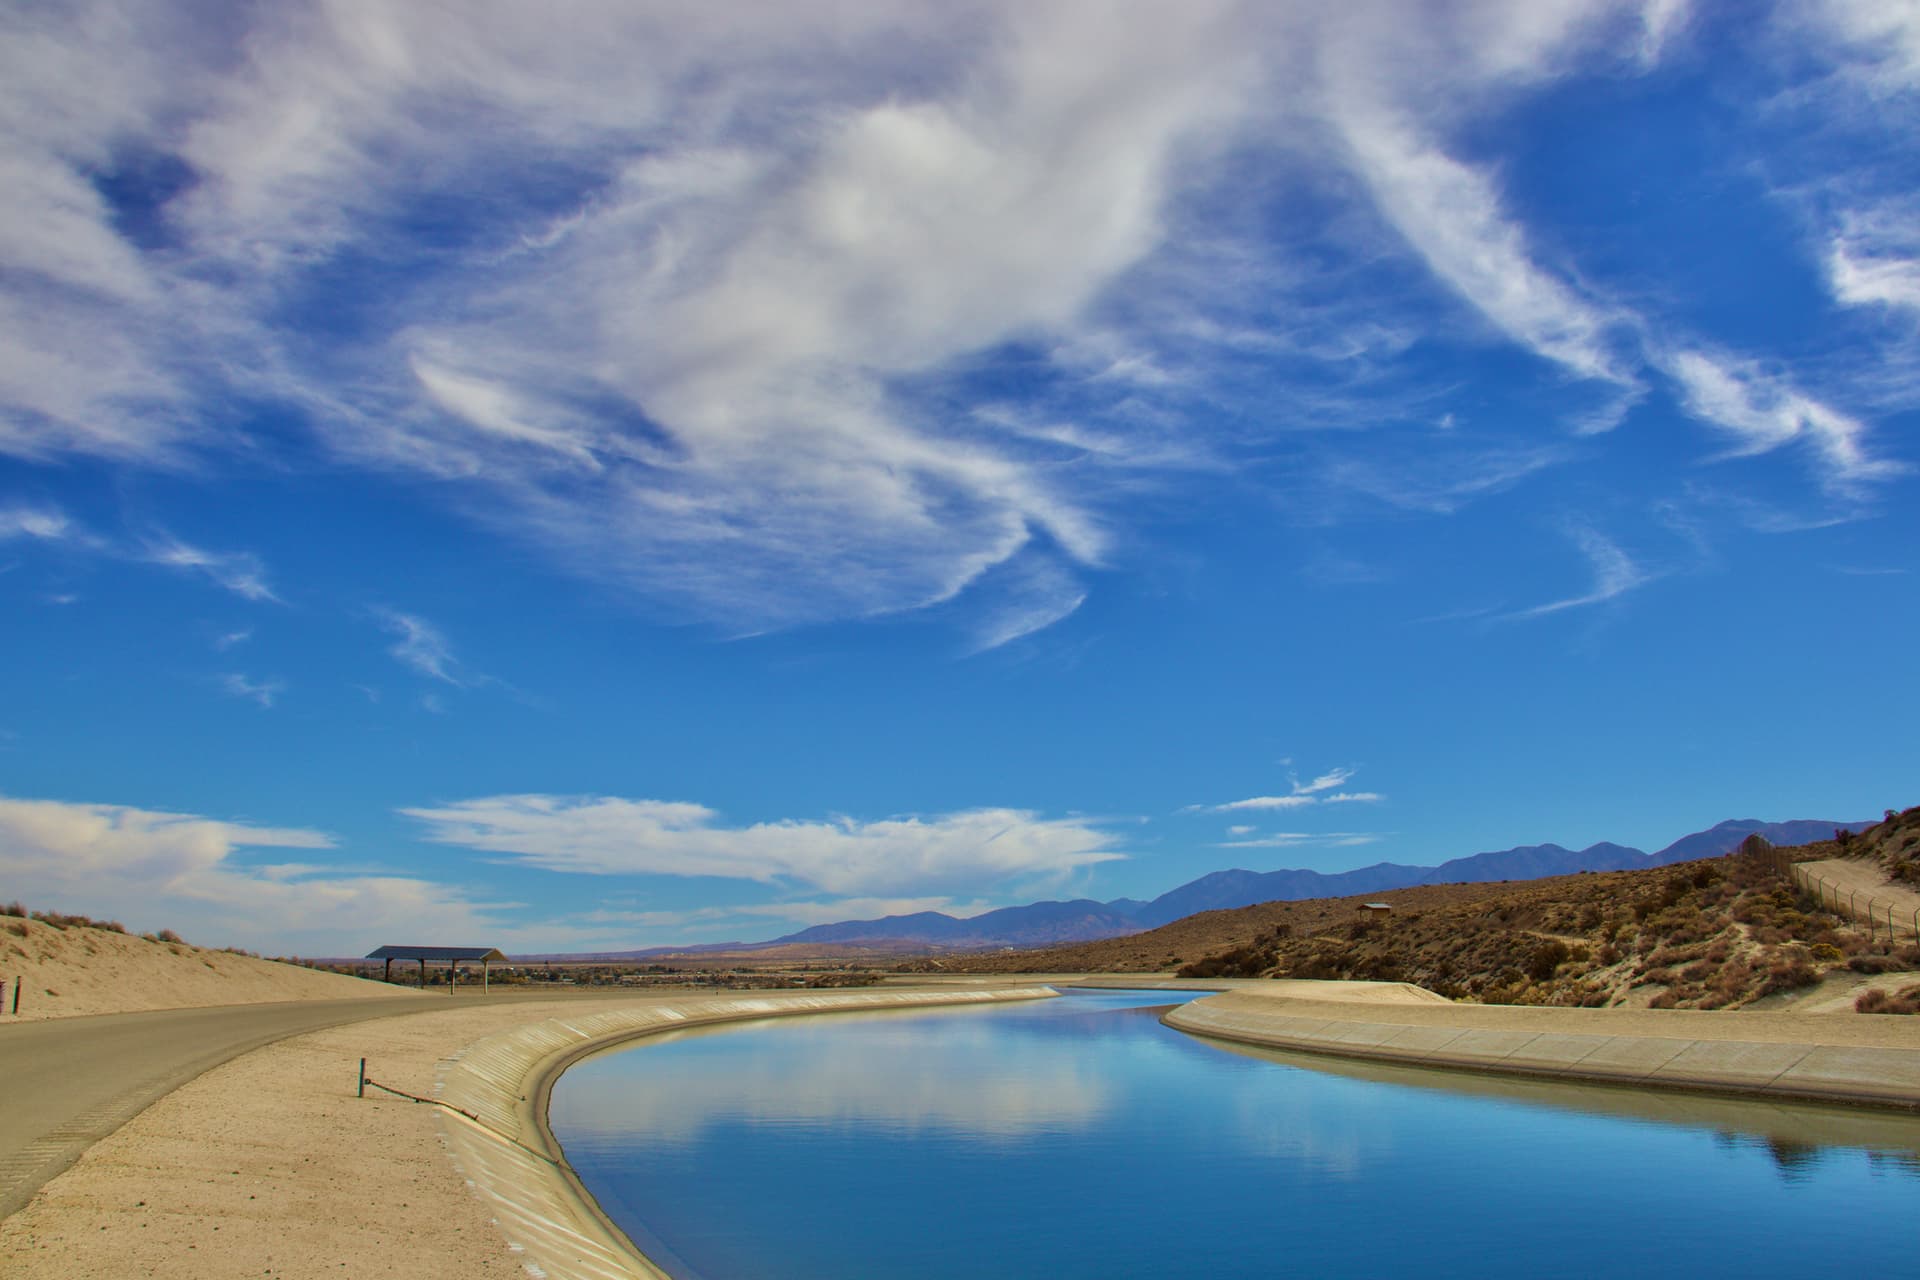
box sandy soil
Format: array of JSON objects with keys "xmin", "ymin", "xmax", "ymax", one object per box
[
  {"xmin": 0, "ymin": 917, "xmax": 406, "ymax": 1019},
  {"xmin": 0, "ymin": 997, "xmax": 613, "ymax": 1278}
]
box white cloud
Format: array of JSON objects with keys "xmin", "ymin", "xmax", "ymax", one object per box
[
  {"xmin": 0, "ymin": 0, "xmax": 1903, "ymax": 648},
  {"xmin": 1297, "ymin": 767, "xmax": 1356, "ymax": 795},
  {"xmin": 220, "ymin": 673, "xmax": 284, "ymax": 709},
  {"xmin": 1328, "ymin": 105, "xmax": 1635, "ymax": 395},
  {"xmin": 1195, "ymin": 765, "xmax": 1384, "ymax": 814},
  {"xmin": 1825, "ymin": 209, "xmax": 1920, "ymax": 314},
  {"xmin": 401, "ymin": 794, "xmax": 1124, "ymax": 898},
  {"xmin": 0, "ymin": 792, "xmax": 638, "ymax": 955},
  {"xmin": 1662, "ymin": 349, "xmax": 1898, "ymax": 487},
  {"xmin": 1509, "ymin": 523, "xmax": 1654, "ymax": 619},
  {"xmin": 0, "ymin": 506, "xmax": 93, "ymax": 544},
  {"xmin": 373, "ymin": 608, "xmax": 470, "ymax": 685},
  {"xmin": 144, "ymin": 536, "xmax": 280, "ymax": 602},
  {"xmin": 1212, "ymin": 795, "xmax": 1318, "ymax": 812},
  {"xmin": 1213, "ymin": 831, "xmax": 1383, "ymax": 849},
  {"xmin": 1805, "ymin": 0, "xmax": 1920, "ymax": 91}
]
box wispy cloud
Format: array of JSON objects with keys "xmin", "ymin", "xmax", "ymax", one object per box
[
  {"xmin": 0, "ymin": 1, "xmax": 1906, "ymax": 648},
  {"xmin": 220, "ymin": 673, "xmax": 284, "ymax": 709},
  {"xmin": 3, "ymin": 504, "xmax": 284, "ymax": 603},
  {"xmin": 1192, "ymin": 766, "xmax": 1385, "ymax": 815},
  {"xmin": 401, "ymin": 794, "xmax": 1124, "ymax": 898},
  {"xmin": 144, "ymin": 536, "xmax": 280, "ymax": 602},
  {"xmin": 373, "ymin": 608, "xmax": 473, "ymax": 686},
  {"xmin": 1662, "ymin": 349, "xmax": 1899, "ymax": 490},
  {"xmin": 1213, "ymin": 831, "xmax": 1384, "ymax": 849},
  {"xmin": 1508, "ymin": 523, "xmax": 1654, "ymax": 619},
  {"xmin": 0, "ymin": 506, "xmax": 99, "ymax": 545}
]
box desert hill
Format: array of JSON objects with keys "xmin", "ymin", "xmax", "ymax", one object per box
[
  {"xmin": 556, "ymin": 816, "xmax": 1871, "ymax": 961},
  {"xmin": 0, "ymin": 907, "xmax": 408, "ymax": 1019},
  {"xmin": 909, "ymin": 808, "xmax": 1920, "ymax": 1013}
]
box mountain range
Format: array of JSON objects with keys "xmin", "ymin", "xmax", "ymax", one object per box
[{"xmin": 550, "ymin": 817, "xmax": 1868, "ymax": 960}]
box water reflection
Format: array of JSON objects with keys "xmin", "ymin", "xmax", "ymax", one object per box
[
  {"xmin": 553, "ymin": 991, "xmax": 1920, "ymax": 1280},
  {"xmin": 558, "ymin": 1002, "xmax": 1120, "ymax": 1143},
  {"xmin": 1193, "ymin": 1031, "xmax": 1920, "ymax": 1182}
]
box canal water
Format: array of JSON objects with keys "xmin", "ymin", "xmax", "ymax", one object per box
[{"xmin": 550, "ymin": 989, "xmax": 1920, "ymax": 1280}]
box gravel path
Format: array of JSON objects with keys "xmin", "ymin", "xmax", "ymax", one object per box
[{"xmin": 1797, "ymin": 858, "xmax": 1920, "ymax": 939}]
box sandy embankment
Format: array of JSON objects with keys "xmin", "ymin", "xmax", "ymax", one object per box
[
  {"xmin": 0, "ymin": 985, "xmax": 1055, "ymax": 1279},
  {"xmin": 0, "ymin": 916, "xmax": 411, "ymax": 1019},
  {"xmin": 1168, "ymin": 983, "xmax": 1920, "ymax": 1108}
]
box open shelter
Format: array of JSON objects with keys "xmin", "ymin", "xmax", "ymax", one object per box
[{"xmin": 365, "ymin": 944, "xmax": 507, "ymax": 991}]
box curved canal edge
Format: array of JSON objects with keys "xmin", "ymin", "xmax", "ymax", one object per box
[
  {"xmin": 1164, "ymin": 988, "xmax": 1920, "ymax": 1111},
  {"xmin": 432, "ymin": 985, "xmax": 1059, "ymax": 1280}
]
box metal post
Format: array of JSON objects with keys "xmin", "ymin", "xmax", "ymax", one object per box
[
  {"xmin": 449, "ymin": 961, "xmax": 457, "ymax": 994},
  {"xmin": 358, "ymin": 1058, "xmax": 366, "ymax": 1098},
  {"xmin": 10, "ymin": 977, "xmax": 16, "ymax": 1015}
]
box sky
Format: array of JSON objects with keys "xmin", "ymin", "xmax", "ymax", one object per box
[{"xmin": 2, "ymin": 1, "xmax": 1916, "ymax": 957}]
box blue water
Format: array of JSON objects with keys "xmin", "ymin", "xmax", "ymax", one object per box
[{"xmin": 551, "ymin": 990, "xmax": 1920, "ymax": 1280}]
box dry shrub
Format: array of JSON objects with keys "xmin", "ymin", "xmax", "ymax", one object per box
[{"xmin": 1855, "ymin": 984, "xmax": 1920, "ymax": 1015}]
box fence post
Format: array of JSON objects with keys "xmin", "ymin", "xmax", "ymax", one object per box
[
  {"xmin": 9, "ymin": 978, "xmax": 16, "ymax": 1015},
  {"xmin": 358, "ymin": 1058, "xmax": 366, "ymax": 1098}
]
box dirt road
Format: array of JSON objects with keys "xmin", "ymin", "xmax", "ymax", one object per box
[{"xmin": 0, "ymin": 990, "xmax": 571, "ymax": 1221}]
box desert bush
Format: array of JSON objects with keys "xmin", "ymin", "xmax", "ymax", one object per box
[
  {"xmin": 1759, "ymin": 959, "xmax": 1819, "ymax": 995},
  {"xmin": 0, "ymin": 901, "xmax": 25, "ymax": 918},
  {"xmin": 1855, "ymin": 985, "xmax": 1920, "ymax": 1015},
  {"xmin": 1526, "ymin": 940, "xmax": 1572, "ymax": 981},
  {"xmin": 156, "ymin": 928, "xmax": 184, "ymax": 944},
  {"xmin": 6, "ymin": 921, "xmax": 27, "ymax": 938}
]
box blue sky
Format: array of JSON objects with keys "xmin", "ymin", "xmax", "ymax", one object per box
[{"xmin": 2, "ymin": 1, "xmax": 1916, "ymax": 956}]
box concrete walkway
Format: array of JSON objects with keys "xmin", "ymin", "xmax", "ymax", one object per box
[{"xmin": 1166, "ymin": 985, "xmax": 1920, "ymax": 1109}]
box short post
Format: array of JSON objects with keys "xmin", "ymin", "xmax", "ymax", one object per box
[
  {"xmin": 449, "ymin": 961, "xmax": 457, "ymax": 995},
  {"xmin": 10, "ymin": 978, "xmax": 17, "ymax": 1015},
  {"xmin": 358, "ymin": 1058, "xmax": 366, "ymax": 1098}
]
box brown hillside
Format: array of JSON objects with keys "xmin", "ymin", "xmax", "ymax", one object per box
[
  {"xmin": 910, "ymin": 813, "xmax": 1920, "ymax": 1011},
  {"xmin": 0, "ymin": 909, "xmax": 409, "ymax": 1019}
]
